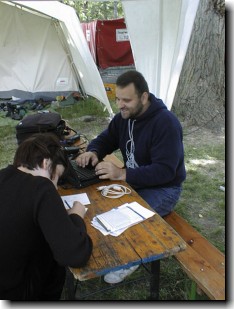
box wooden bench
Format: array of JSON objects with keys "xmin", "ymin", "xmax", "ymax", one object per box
[
  {"xmin": 164, "ymin": 211, "xmax": 225, "ymax": 300},
  {"xmin": 105, "ymin": 153, "xmax": 225, "ymax": 300}
]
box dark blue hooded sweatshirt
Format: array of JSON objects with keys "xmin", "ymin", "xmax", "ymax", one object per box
[{"xmin": 87, "ymin": 93, "xmax": 186, "ymax": 189}]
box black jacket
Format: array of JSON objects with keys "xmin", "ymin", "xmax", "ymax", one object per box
[{"xmin": 0, "ymin": 165, "xmax": 92, "ymax": 293}]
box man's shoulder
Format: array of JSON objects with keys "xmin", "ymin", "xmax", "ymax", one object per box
[
  {"xmin": 157, "ymin": 108, "xmax": 180, "ymax": 121},
  {"xmin": 150, "ymin": 109, "xmax": 182, "ymax": 133}
]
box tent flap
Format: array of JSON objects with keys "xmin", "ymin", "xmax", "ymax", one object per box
[
  {"xmin": 0, "ymin": 0, "xmax": 200, "ymax": 113},
  {"xmin": 0, "ymin": 1, "xmax": 113, "ymax": 116},
  {"xmin": 122, "ymin": 0, "xmax": 200, "ymax": 109}
]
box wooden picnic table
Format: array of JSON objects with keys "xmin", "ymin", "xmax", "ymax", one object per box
[{"xmin": 58, "ymin": 176, "xmax": 186, "ymax": 299}]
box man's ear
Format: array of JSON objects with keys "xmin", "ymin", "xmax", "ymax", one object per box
[{"xmin": 141, "ymin": 92, "xmax": 149, "ymax": 105}]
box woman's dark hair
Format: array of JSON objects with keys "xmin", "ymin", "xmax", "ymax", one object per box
[
  {"xmin": 13, "ymin": 133, "xmax": 69, "ymax": 179},
  {"xmin": 116, "ymin": 70, "xmax": 149, "ymax": 97}
]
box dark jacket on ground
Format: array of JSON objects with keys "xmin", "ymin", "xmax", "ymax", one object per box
[
  {"xmin": 87, "ymin": 93, "xmax": 186, "ymax": 189},
  {"xmin": 0, "ymin": 165, "xmax": 92, "ymax": 295}
]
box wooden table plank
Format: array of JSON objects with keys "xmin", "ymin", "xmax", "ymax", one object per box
[
  {"xmin": 58, "ymin": 180, "xmax": 186, "ymax": 281},
  {"xmin": 118, "ymin": 187, "xmax": 187, "ymax": 261},
  {"xmin": 71, "ymin": 236, "xmax": 141, "ymax": 280}
]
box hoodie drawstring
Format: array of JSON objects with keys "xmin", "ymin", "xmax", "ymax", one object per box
[{"xmin": 126, "ymin": 119, "xmax": 139, "ymax": 169}]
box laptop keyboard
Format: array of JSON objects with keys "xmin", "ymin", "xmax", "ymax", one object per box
[
  {"xmin": 59, "ymin": 159, "xmax": 104, "ymax": 188},
  {"xmin": 70, "ymin": 160, "xmax": 98, "ymax": 182}
]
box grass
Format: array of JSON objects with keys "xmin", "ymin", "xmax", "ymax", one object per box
[
  {"xmin": 0, "ymin": 97, "xmax": 118, "ymax": 168},
  {"xmin": 0, "ymin": 97, "xmax": 225, "ymax": 300},
  {"xmin": 177, "ymin": 137, "xmax": 225, "ymax": 252}
]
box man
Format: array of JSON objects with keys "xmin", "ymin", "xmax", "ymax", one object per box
[
  {"xmin": 76, "ymin": 70, "xmax": 186, "ymax": 284},
  {"xmin": 0, "ymin": 133, "xmax": 93, "ymax": 300}
]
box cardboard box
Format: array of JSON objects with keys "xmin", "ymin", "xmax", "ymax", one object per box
[{"xmin": 104, "ymin": 83, "xmax": 116, "ymax": 100}]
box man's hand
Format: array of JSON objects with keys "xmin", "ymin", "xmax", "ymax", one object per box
[
  {"xmin": 67, "ymin": 201, "xmax": 86, "ymax": 218},
  {"xmin": 95, "ymin": 161, "xmax": 126, "ymax": 181},
  {"xmin": 76, "ymin": 151, "xmax": 99, "ymax": 167}
]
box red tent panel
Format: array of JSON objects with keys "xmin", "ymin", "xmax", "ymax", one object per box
[
  {"xmin": 82, "ymin": 18, "xmax": 134, "ymax": 69},
  {"xmin": 81, "ymin": 20, "xmax": 97, "ymax": 63}
]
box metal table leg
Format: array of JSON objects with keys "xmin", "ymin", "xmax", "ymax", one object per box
[{"xmin": 150, "ymin": 260, "xmax": 160, "ymax": 300}]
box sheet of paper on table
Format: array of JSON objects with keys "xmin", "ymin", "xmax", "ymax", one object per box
[
  {"xmin": 61, "ymin": 193, "xmax": 90, "ymax": 209},
  {"xmin": 92, "ymin": 201, "xmax": 155, "ymax": 236}
]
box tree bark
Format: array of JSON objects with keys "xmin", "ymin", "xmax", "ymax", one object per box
[{"xmin": 172, "ymin": 0, "xmax": 225, "ymax": 132}]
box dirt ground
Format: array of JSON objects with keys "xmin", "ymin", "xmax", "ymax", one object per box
[
  {"xmin": 183, "ymin": 124, "xmax": 225, "ymax": 181},
  {"xmin": 177, "ymin": 124, "xmax": 225, "ymax": 249}
]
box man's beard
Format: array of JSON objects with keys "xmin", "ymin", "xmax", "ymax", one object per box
[{"xmin": 121, "ymin": 101, "xmax": 144, "ymax": 119}]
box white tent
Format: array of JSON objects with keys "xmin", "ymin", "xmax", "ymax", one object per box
[
  {"xmin": 0, "ymin": 1, "xmax": 114, "ymax": 115},
  {"xmin": 122, "ymin": 0, "xmax": 200, "ymax": 110},
  {"xmin": 0, "ymin": 0, "xmax": 199, "ymax": 113},
  {"xmin": 83, "ymin": 0, "xmax": 200, "ymax": 110}
]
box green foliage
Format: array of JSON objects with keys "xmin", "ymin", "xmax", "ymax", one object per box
[{"xmin": 63, "ymin": 0, "xmax": 124, "ymax": 22}]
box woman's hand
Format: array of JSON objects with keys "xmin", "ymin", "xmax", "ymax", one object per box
[{"xmin": 67, "ymin": 201, "xmax": 86, "ymax": 218}]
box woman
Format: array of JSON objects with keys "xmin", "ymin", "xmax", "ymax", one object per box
[{"xmin": 0, "ymin": 133, "xmax": 92, "ymax": 300}]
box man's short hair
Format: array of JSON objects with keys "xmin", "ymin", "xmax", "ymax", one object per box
[{"xmin": 116, "ymin": 70, "xmax": 149, "ymax": 96}]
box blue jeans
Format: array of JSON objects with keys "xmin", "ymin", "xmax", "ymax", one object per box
[{"xmin": 135, "ymin": 186, "xmax": 182, "ymax": 217}]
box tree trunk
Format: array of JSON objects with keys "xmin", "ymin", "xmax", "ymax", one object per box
[{"xmin": 172, "ymin": 0, "xmax": 225, "ymax": 132}]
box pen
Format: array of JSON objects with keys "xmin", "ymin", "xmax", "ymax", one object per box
[
  {"xmin": 126, "ymin": 206, "xmax": 145, "ymax": 219},
  {"xmin": 95, "ymin": 217, "xmax": 110, "ymax": 232},
  {"xmin": 65, "ymin": 200, "xmax": 71, "ymax": 209}
]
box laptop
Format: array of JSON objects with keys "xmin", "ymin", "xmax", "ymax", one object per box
[{"xmin": 59, "ymin": 159, "xmax": 104, "ymax": 189}]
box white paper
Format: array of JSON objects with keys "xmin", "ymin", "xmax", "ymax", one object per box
[
  {"xmin": 61, "ymin": 193, "xmax": 90, "ymax": 209},
  {"xmin": 92, "ymin": 201, "xmax": 155, "ymax": 236},
  {"xmin": 127, "ymin": 201, "xmax": 156, "ymax": 218}
]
